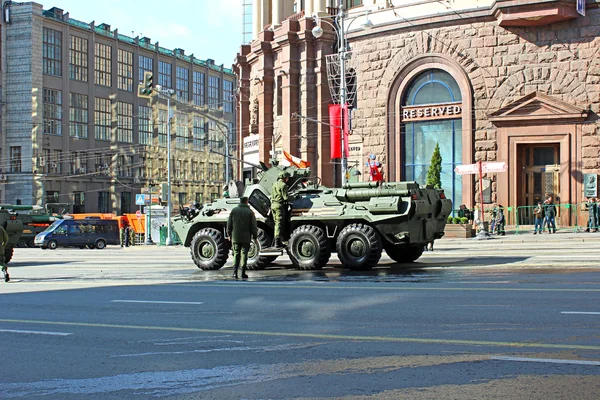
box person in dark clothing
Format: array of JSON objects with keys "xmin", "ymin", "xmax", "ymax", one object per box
[
  {"xmin": 227, "ymin": 196, "xmax": 258, "ymax": 279},
  {"xmin": 544, "ymin": 196, "xmax": 557, "ymax": 233},
  {"xmin": 586, "ymin": 198, "xmax": 598, "ymax": 232},
  {"xmin": 495, "ymin": 206, "xmax": 506, "ymax": 235}
]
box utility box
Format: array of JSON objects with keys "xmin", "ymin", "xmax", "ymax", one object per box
[{"xmin": 584, "ymin": 173, "xmax": 598, "ymax": 198}]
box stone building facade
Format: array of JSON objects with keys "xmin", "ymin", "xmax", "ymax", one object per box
[
  {"xmin": 0, "ymin": 2, "xmax": 236, "ymax": 213},
  {"xmin": 236, "ymin": 0, "xmax": 600, "ymax": 226}
]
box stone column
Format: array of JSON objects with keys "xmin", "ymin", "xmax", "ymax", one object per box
[
  {"xmin": 252, "ymin": 0, "xmax": 262, "ymax": 38},
  {"xmin": 314, "ymin": 0, "xmax": 326, "ymax": 14},
  {"xmin": 272, "ymin": 0, "xmax": 283, "ymax": 28},
  {"xmin": 305, "ymin": 0, "xmax": 314, "ymax": 17}
]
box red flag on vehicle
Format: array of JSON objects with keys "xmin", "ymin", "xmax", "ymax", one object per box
[{"xmin": 282, "ymin": 150, "xmax": 310, "ymax": 168}]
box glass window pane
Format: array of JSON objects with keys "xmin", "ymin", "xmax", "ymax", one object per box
[{"xmin": 533, "ymin": 147, "xmax": 554, "ymax": 165}]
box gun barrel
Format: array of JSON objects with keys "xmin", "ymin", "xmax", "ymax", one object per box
[{"xmin": 339, "ymin": 188, "xmax": 411, "ymax": 202}]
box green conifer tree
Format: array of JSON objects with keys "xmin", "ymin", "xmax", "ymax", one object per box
[{"xmin": 426, "ymin": 143, "xmax": 442, "ymax": 189}]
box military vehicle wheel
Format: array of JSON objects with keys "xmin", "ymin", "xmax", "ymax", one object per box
[
  {"xmin": 385, "ymin": 244, "xmax": 424, "ymax": 264},
  {"xmin": 288, "ymin": 225, "xmax": 330, "ymax": 270},
  {"xmin": 48, "ymin": 240, "xmax": 58, "ymax": 250},
  {"xmin": 4, "ymin": 248, "xmax": 13, "ymax": 263},
  {"xmin": 191, "ymin": 228, "xmax": 229, "ymax": 270},
  {"xmin": 95, "ymin": 239, "xmax": 106, "ymax": 249},
  {"xmin": 247, "ymin": 228, "xmax": 275, "ymax": 270},
  {"xmin": 336, "ymin": 223, "xmax": 382, "ymax": 270}
]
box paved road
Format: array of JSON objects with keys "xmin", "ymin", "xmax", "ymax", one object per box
[{"xmin": 1, "ymin": 234, "xmax": 599, "ymax": 399}]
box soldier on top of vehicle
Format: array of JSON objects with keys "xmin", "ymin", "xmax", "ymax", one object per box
[{"xmin": 271, "ymin": 171, "xmax": 290, "ymax": 248}]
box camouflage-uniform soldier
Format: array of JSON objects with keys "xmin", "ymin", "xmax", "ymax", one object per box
[
  {"xmin": 271, "ymin": 172, "xmax": 289, "ymax": 248},
  {"xmin": 227, "ymin": 196, "xmax": 258, "ymax": 279},
  {"xmin": 0, "ymin": 225, "xmax": 9, "ymax": 282},
  {"xmin": 128, "ymin": 225, "xmax": 136, "ymax": 246}
]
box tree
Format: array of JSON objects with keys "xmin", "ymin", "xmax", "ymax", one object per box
[{"xmin": 426, "ymin": 143, "xmax": 442, "ymax": 189}]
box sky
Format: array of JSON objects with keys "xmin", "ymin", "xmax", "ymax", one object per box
[{"xmin": 48, "ymin": 0, "xmax": 245, "ymax": 68}]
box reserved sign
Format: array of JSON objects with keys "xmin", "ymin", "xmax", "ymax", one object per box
[{"xmin": 402, "ymin": 102, "xmax": 462, "ymax": 121}]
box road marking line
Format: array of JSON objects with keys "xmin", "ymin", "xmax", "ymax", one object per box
[
  {"xmin": 1, "ymin": 318, "xmax": 599, "ymax": 351},
  {"xmin": 561, "ymin": 311, "xmax": 600, "ymax": 315},
  {"xmin": 492, "ymin": 356, "xmax": 600, "ymax": 366},
  {"xmin": 0, "ymin": 329, "xmax": 73, "ymax": 336},
  {"xmin": 172, "ymin": 283, "xmax": 600, "ymax": 292},
  {"xmin": 111, "ymin": 300, "xmax": 204, "ymax": 305}
]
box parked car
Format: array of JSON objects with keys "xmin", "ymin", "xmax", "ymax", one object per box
[{"xmin": 34, "ymin": 218, "xmax": 119, "ymax": 249}]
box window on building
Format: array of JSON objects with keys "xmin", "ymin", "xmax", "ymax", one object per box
[
  {"xmin": 208, "ymin": 76, "xmax": 220, "ymax": 110},
  {"xmin": 158, "ymin": 61, "xmax": 172, "ymax": 88},
  {"xmin": 208, "ymin": 120, "xmax": 223, "ymax": 151},
  {"xmin": 69, "ymin": 35, "xmax": 88, "ymax": 81},
  {"xmin": 73, "ymin": 191, "xmax": 85, "ymax": 213},
  {"xmin": 193, "ymin": 71, "xmax": 205, "ymax": 106},
  {"xmin": 95, "ymin": 97, "xmax": 111, "ymax": 141},
  {"xmin": 195, "ymin": 193, "xmax": 203, "ymax": 204},
  {"xmin": 43, "ymin": 27, "xmax": 62, "ymax": 76},
  {"xmin": 176, "ymin": 66, "xmax": 189, "ymax": 102},
  {"xmin": 42, "ymin": 148, "xmax": 51, "ymax": 174},
  {"xmin": 52, "ymin": 150, "xmax": 62, "ymax": 174},
  {"xmin": 157, "ymin": 109, "xmax": 168, "ymax": 147},
  {"xmin": 276, "ymin": 76, "xmax": 283, "ymax": 116},
  {"xmin": 117, "ymin": 102, "xmax": 133, "ymax": 143},
  {"xmin": 70, "ymin": 93, "xmax": 88, "ymax": 138},
  {"xmin": 176, "ymin": 112, "xmax": 188, "ymax": 149},
  {"xmin": 402, "ymin": 69, "xmax": 462, "ymax": 208},
  {"xmin": 139, "ymin": 105, "xmax": 153, "ymax": 145},
  {"xmin": 223, "ymin": 79, "xmax": 234, "ymax": 113},
  {"xmin": 95, "ymin": 153, "xmax": 111, "ymax": 173},
  {"xmin": 9, "ymin": 146, "xmax": 21, "ymax": 172},
  {"xmin": 70, "ymin": 151, "xmax": 85, "ymax": 174},
  {"xmin": 117, "ymin": 49, "xmax": 133, "ymax": 91},
  {"xmin": 95, "ymin": 43, "xmax": 112, "ymax": 87},
  {"xmin": 139, "ymin": 55, "xmax": 153, "ymax": 82},
  {"xmin": 345, "ymin": 0, "xmax": 362, "ymax": 9},
  {"xmin": 193, "ymin": 116, "xmax": 205, "ymax": 151},
  {"xmin": 120, "ymin": 192, "xmax": 131, "ymax": 215},
  {"xmin": 98, "ymin": 191, "xmax": 110, "ymax": 213},
  {"xmin": 178, "ymin": 192, "xmax": 186, "ymax": 207},
  {"xmin": 43, "ymin": 88, "xmax": 62, "ymax": 135},
  {"xmin": 46, "ymin": 191, "xmax": 60, "ymax": 204}
]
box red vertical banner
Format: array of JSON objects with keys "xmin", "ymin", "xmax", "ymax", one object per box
[{"xmin": 329, "ymin": 104, "xmax": 341, "ymax": 159}]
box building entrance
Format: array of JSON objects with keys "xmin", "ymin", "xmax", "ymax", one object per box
[{"xmin": 517, "ymin": 144, "xmax": 559, "ymax": 224}]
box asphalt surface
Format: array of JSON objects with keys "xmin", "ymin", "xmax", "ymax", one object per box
[{"xmin": 1, "ymin": 232, "xmax": 599, "ymax": 399}]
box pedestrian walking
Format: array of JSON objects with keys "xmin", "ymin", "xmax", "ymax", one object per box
[
  {"xmin": 495, "ymin": 206, "xmax": 506, "ymax": 235},
  {"xmin": 271, "ymin": 171, "xmax": 290, "ymax": 248},
  {"xmin": 586, "ymin": 198, "xmax": 598, "ymax": 232},
  {"xmin": 0, "ymin": 224, "xmax": 9, "ymax": 282},
  {"xmin": 544, "ymin": 196, "xmax": 557, "ymax": 233},
  {"xmin": 533, "ymin": 202, "xmax": 544, "ymax": 234},
  {"xmin": 227, "ymin": 196, "xmax": 258, "ymax": 279}
]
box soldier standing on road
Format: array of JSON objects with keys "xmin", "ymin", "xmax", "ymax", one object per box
[
  {"xmin": 271, "ymin": 171, "xmax": 290, "ymax": 248},
  {"xmin": 128, "ymin": 225, "xmax": 135, "ymax": 246},
  {"xmin": 0, "ymin": 224, "xmax": 9, "ymax": 282},
  {"xmin": 227, "ymin": 196, "xmax": 257, "ymax": 279},
  {"xmin": 119, "ymin": 218, "xmax": 127, "ymax": 247}
]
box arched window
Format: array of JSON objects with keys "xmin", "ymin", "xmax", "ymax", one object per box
[{"xmin": 402, "ymin": 69, "xmax": 462, "ymax": 207}]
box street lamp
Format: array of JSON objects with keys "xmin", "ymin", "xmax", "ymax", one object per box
[
  {"xmin": 312, "ymin": 5, "xmax": 373, "ymax": 186},
  {"xmin": 144, "ymin": 182, "xmax": 156, "ymax": 245},
  {"xmin": 155, "ymin": 85, "xmax": 175, "ymax": 246}
]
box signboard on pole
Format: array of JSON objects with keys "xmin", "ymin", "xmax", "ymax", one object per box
[
  {"xmin": 135, "ymin": 194, "xmax": 146, "ymax": 205},
  {"xmin": 136, "ymin": 210, "xmax": 142, "ymax": 220},
  {"xmin": 454, "ymin": 162, "xmax": 507, "ymax": 175},
  {"xmin": 577, "ymin": 0, "xmax": 586, "ymax": 16}
]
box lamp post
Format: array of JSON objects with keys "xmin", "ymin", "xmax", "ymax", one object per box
[
  {"xmin": 144, "ymin": 182, "xmax": 156, "ymax": 245},
  {"xmin": 312, "ymin": 3, "xmax": 373, "ymax": 187},
  {"xmin": 155, "ymin": 85, "xmax": 175, "ymax": 246}
]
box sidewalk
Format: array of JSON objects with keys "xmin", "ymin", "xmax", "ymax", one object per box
[{"xmin": 440, "ymin": 229, "xmax": 600, "ymax": 244}]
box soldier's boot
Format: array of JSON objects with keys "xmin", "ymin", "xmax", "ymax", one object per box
[
  {"xmin": 2, "ymin": 266, "xmax": 9, "ymax": 283},
  {"xmin": 241, "ymin": 268, "xmax": 248, "ymax": 279},
  {"xmin": 232, "ymin": 267, "xmax": 238, "ymax": 279}
]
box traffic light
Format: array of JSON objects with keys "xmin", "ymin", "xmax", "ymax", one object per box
[{"xmin": 138, "ymin": 71, "xmax": 154, "ymax": 98}]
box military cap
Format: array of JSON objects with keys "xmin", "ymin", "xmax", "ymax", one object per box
[{"xmin": 239, "ymin": 196, "xmax": 249, "ymax": 203}]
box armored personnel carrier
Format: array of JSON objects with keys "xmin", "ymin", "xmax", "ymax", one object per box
[{"xmin": 172, "ymin": 165, "xmax": 452, "ymax": 271}]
